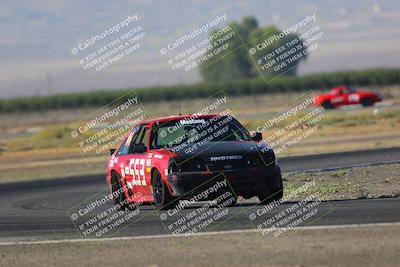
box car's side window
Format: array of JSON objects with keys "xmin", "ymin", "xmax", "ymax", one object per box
[
  {"xmin": 117, "ymin": 126, "xmax": 142, "ymax": 156},
  {"xmin": 117, "ymin": 136, "xmax": 130, "ymax": 156},
  {"xmin": 139, "ymin": 127, "xmax": 149, "ymax": 146},
  {"xmin": 133, "ymin": 127, "xmax": 145, "ymax": 145},
  {"xmin": 129, "ymin": 125, "xmax": 149, "ymax": 154}
]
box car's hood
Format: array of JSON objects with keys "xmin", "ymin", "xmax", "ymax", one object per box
[
  {"xmin": 357, "ymin": 90, "xmax": 375, "ymax": 95},
  {"xmin": 316, "ymin": 93, "xmax": 334, "ymax": 98}
]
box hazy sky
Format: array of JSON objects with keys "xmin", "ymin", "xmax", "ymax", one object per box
[{"xmin": 1, "ymin": 0, "xmax": 399, "ymax": 98}]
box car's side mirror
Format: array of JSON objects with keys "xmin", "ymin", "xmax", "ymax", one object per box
[
  {"xmin": 110, "ymin": 148, "xmax": 116, "ymax": 155},
  {"xmin": 251, "ymin": 132, "xmax": 262, "ymax": 141},
  {"xmin": 132, "ymin": 143, "xmax": 147, "ymax": 154}
]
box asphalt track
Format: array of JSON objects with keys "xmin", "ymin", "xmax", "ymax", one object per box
[{"xmin": 0, "ymin": 147, "xmax": 399, "ymax": 242}]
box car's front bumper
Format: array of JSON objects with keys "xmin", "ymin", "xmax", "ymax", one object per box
[{"xmin": 167, "ymin": 165, "xmax": 282, "ymax": 199}]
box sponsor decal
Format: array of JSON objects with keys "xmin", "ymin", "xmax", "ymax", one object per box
[
  {"xmin": 331, "ymin": 97, "xmax": 343, "ymax": 104},
  {"xmin": 179, "ymin": 119, "xmax": 205, "ymax": 125},
  {"xmin": 139, "ymin": 158, "xmax": 146, "ymax": 186},
  {"xmin": 210, "ymin": 155, "xmax": 243, "ymax": 161},
  {"xmin": 120, "ymin": 163, "xmax": 125, "ymax": 178},
  {"xmin": 121, "ymin": 158, "xmax": 147, "ymax": 186},
  {"xmin": 129, "ymin": 158, "xmax": 135, "ymax": 176},
  {"xmin": 124, "ymin": 166, "xmax": 130, "ymax": 175},
  {"xmin": 349, "ymin": 94, "xmax": 360, "ymax": 103}
]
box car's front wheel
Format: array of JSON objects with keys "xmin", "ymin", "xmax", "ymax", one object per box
[
  {"xmin": 152, "ymin": 169, "xmax": 178, "ymax": 210},
  {"xmin": 257, "ymin": 175, "xmax": 283, "ymax": 205},
  {"xmin": 361, "ymin": 98, "xmax": 374, "ymax": 107},
  {"xmin": 258, "ymin": 190, "xmax": 283, "ymax": 205},
  {"xmin": 215, "ymin": 187, "xmax": 238, "ymax": 207}
]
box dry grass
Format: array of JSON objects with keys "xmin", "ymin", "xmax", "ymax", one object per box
[
  {"xmin": 283, "ymin": 163, "xmax": 400, "ymax": 200},
  {"xmin": 0, "ymin": 85, "xmax": 399, "ymax": 183}
]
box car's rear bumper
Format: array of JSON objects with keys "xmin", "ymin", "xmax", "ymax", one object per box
[{"xmin": 167, "ymin": 165, "xmax": 282, "ymax": 199}]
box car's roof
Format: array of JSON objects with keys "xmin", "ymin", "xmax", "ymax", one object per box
[{"xmin": 140, "ymin": 114, "xmax": 221, "ymax": 125}]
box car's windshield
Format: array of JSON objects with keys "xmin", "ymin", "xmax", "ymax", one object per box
[
  {"xmin": 347, "ymin": 85, "xmax": 357, "ymax": 93},
  {"xmin": 150, "ymin": 116, "xmax": 251, "ymax": 149}
]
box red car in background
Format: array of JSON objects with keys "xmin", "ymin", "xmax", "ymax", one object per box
[{"xmin": 314, "ymin": 85, "xmax": 382, "ymax": 109}]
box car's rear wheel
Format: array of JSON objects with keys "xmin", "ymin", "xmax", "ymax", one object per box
[
  {"xmin": 111, "ymin": 172, "xmax": 136, "ymax": 211},
  {"xmin": 111, "ymin": 172, "xmax": 126, "ymax": 210},
  {"xmin": 321, "ymin": 101, "xmax": 334, "ymax": 110},
  {"xmin": 152, "ymin": 169, "xmax": 178, "ymax": 210},
  {"xmin": 361, "ymin": 98, "xmax": 374, "ymax": 107}
]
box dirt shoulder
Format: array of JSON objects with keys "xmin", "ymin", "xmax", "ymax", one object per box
[
  {"xmin": 1, "ymin": 223, "xmax": 399, "ymax": 267},
  {"xmin": 283, "ymin": 163, "xmax": 400, "ymax": 200}
]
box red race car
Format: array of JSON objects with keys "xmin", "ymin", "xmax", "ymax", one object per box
[
  {"xmin": 314, "ymin": 85, "xmax": 382, "ymax": 109},
  {"xmin": 106, "ymin": 114, "xmax": 283, "ymax": 210}
]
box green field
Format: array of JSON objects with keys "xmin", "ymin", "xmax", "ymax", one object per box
[{"xmin": 1, "ymin": 68, "xmax": 399, "ymax": 113}]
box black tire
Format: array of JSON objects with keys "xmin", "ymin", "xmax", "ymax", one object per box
[
  {"xmin": 258, "ymin": 190, "xmax": 283, "ymax": 205},
  {"xmin": 215, "ymin": 188, "xmax": 238, "ymax": 207},
  {"xmin": 111, "ymin": 172, "xmax": 126, "ymax": 210},
  {"xmin": 223, "ymin": 194, "xmax": 238, "ymax": 207},
  {"xmin": 111, "ymin": 172, "xmax": 136, "ymax": 211},
  {"xmin": 361, "ymin": 98, "xmax": 374, "ymax": 107},
  {"xmin": 257, "ymin": 176, "xmax": 283, "ymax": 205},
  {"xmin": 152, "ymin": 169, "xmax": 178, "ymax": 210},
  {"xmin": 321, "ymin": 101, "xmax": 334, "ymax": 110}
]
